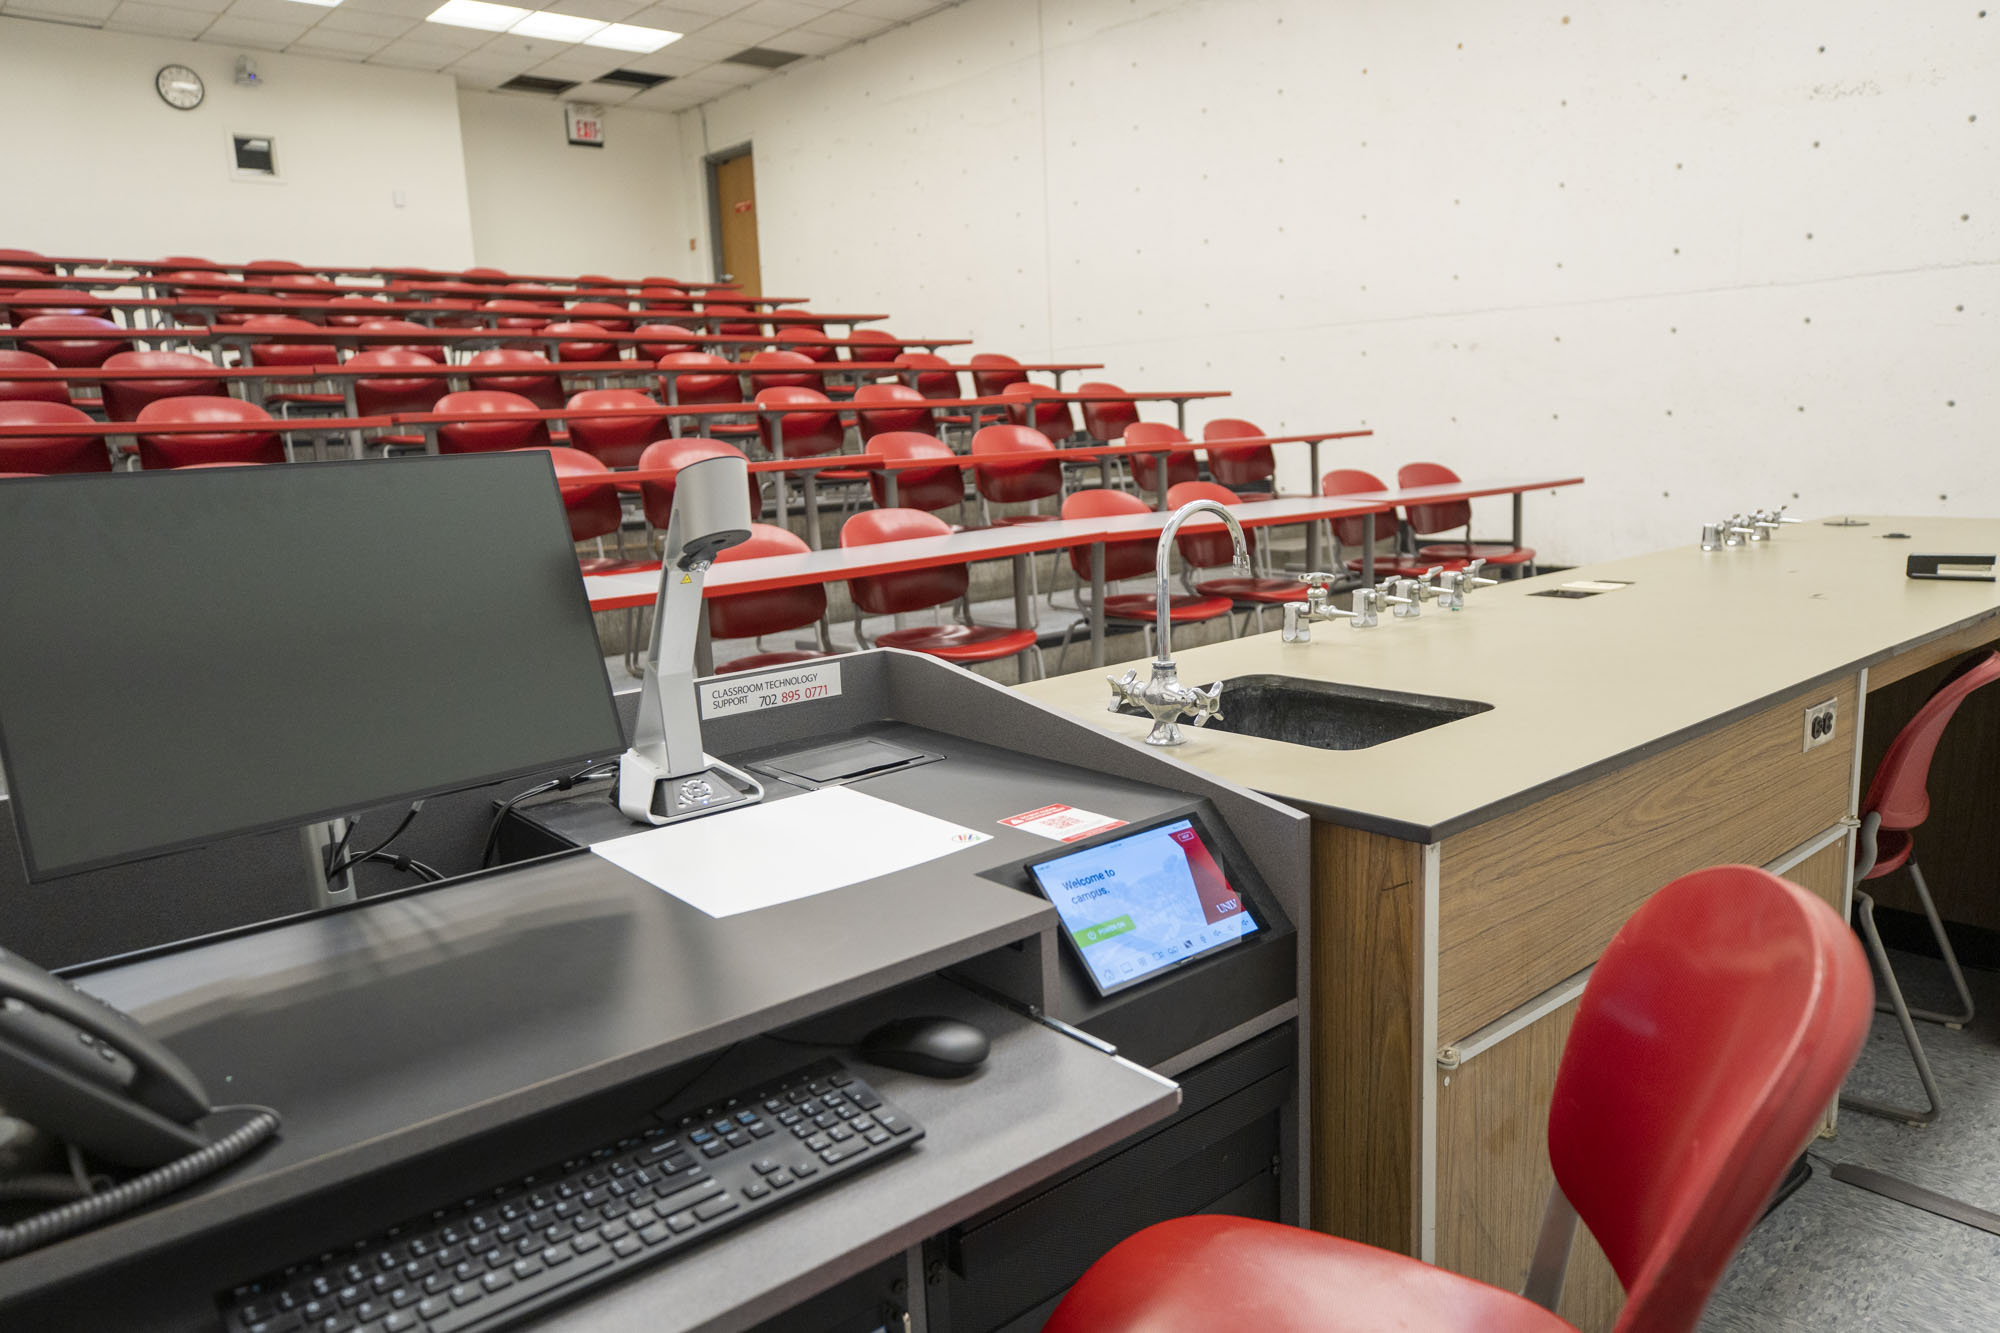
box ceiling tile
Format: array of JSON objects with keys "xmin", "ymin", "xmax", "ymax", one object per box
[
  {"xmin": 606, "ymin": 44, "xmax": 701, "ymax": 74},
  {"xmin": 629, "ymin": 82, "xmax": 703, "ymax": 108},
  {"xmin": 405, "ymin": 18, "xmax": 493, "ymax": 46},
  {"xmin": 287, "ymin": 27, "xmax": 389, "ymax": 54},
  {"xmin": 446, "ymin": 43, "xmax": 538, "ymax": 71},
  {"xmin": 542, "ymin": 0, "xmax": 645, "ymax": 19},
  {"xmin": 696, "ymin": 60, "xmax": 765, "ymax": 84},
  {"xmin": 365, "ymin": 35, "xmax": 471, "ymax": 67},
  {"xmin": 765, "ymin": 23, "xmax": 840, "ymax": 54},
  {"xmin": 449, "ymin": 67, "xmax": 507, "ymax": 88},
  {"xmin": 734, "ymin": 0, "xmax": 823, "ymax": 25},
  {"xmin": 199, "ymin": 13, "xmax": 312, "ymax": 46},
  {"xmin": 307, "ymin": 5, "xmax": 413, "ymax": 34},
  {"xmin": 802, "ymin": 9, "xmax": 888, "ymax": 38},
  {"xmin": 692, "ymin": 15, "xmax": 778, "ymax": 42},
  {"xmin": 660, "ymin": 0, "xmax": 752, "ymax": 14},
  {"xmin": 9, "ymin": 0, "xmax": 121, "ymax": 20},
  {"xmin": 338, "ymin": 0, "xmax": 442, "ymax": 18},
  {"xmin": 471, "ymin": 32, "xmax": 574, "ymax": 61},
  {"xmin": 105, "ymin": 0, "xmax": 214, "ymax": 33},
  {"xmin": 841, "ymin": 0, "xmax": 937, "ymax": 19},
  {"xmin": 626, "ymin": 3, "xmax": 712, "ymax": 27},
  {"xmin": 531, "ymin": 52, "xmax": 625, "ymax": 80},
  {"xmin": 223, "ymin": 0, "xmax": 321, "ymax": 23},
  {"xmin": 577, "ymin": 81, "xmax": 642, "ymax": 103},
  {"xmin": 647, "ymin": 30, "xmax": 730, "ymax": 58}
]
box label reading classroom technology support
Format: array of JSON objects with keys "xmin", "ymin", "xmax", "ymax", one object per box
[
  {"xmin": 700, "ymin": 662, "xmax": 843, "ymax": 720},
  {"xmin": 1026, "ymin": 817, "xmax": 1260, "ymax": 997}
]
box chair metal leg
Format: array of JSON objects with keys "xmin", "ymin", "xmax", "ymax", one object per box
[
  {"xmin": 1895, "ymin": 862, "xmax": 1976, "ymax": 1028},
  {"xmin": 1841, "ymin": 890, "xmax": 1945, "ymax": 1126}
]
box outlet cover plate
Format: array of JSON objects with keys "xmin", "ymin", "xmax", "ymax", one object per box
[{"xmin": 1803, "ymin": 698, "xmax": 1839, "ymax": 752}]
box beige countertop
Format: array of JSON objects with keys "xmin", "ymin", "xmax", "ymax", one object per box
[{"xmin": 1014, "ymin": 516, "xmax": 2000, "ymax": 841}]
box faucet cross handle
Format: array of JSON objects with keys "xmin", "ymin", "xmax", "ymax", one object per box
[
  {"xmin": 1300, "ymin": 570, "xmax": 1338, "ymax": 605},
  {"xmin": 1185, "ymin": 680, "xmax": 1225, "ymax": 727},
  {"xmin": 1105, "ymin": 667, "xmax": 1143, "ymax": 714},
  {"xmin": 1378, "ymin": 577, "xmax": 1421, "ymax": 617}
]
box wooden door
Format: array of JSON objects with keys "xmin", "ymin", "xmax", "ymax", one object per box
[{"xmin": 713, "ymin": 150, "xmax": 762, "ymax": 299}]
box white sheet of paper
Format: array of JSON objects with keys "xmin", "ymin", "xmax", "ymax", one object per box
[{"xmin": 589, "ymin": 785, "xmax": 993, "ymax": 918}]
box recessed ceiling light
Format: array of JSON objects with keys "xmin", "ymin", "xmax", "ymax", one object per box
[
  {"xmin": 582, "ymin": 22, "xmax": 682, "ymax": 52},
  {"xmin": 426, "ymin": 0, "xmax": 528, "ymax": 31},
  {"xmin": 509, "ymin": 10, "xmax": 607, "ymax": 41}
]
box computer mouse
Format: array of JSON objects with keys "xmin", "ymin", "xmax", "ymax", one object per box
[{"xmin": 856, "ymin": 1016, "xmax": 990, "ymax": 1079}]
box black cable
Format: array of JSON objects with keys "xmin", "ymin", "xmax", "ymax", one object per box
[
  {"xmin": 0, "ymin": 1105, "xmax": 281, "ymax": 1259},
  {"xmin": 480, "ymin": 761, "xmax": 620, "ymax": 868},
  {"xmin": 646, "ymin": 1042, "xmax": 742, "ymax": 1121},
  {"xmin": 325, "ymin": 801, "xmax": 424, "ymax": 881},
  {"xmin": 321, "ymin": 818, "xmax": 357, "ymax": 878}
]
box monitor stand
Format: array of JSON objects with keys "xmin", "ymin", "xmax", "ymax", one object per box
[{"xmin": 302, "ymin": 820, "xmax": 357, "ymax": 909}]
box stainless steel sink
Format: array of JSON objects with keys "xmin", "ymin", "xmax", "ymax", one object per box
[{"xmin": 1119, "ymin": 674, "xmax": 1491, "ymax": 750}]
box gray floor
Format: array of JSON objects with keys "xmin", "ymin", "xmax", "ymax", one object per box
[{"xmin": 1701, "ymin": 948, "xmax": 2000, "ymax": 1331}]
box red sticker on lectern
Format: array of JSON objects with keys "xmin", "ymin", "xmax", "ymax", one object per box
[{"xmin": 1001, "ymin": 804, "xmax": 1127, "ymax": 842}]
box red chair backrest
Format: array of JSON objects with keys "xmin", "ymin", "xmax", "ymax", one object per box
[
  {"xmin": 484, "ymin": 298, "xmax": 551, "ymax": 331},
  {"xmin": 1124, "ymin": 421, "xmax": 1199, "ymax": 493},
  {"xmin": 1164, "ymin": 480, "xmax": 1255, "ymax": 568},
  {"xmin": 701, "ymin": 303, "xmax": 762, "ymax": 336},
  {"xmin": 968, "ymin": 424, "xmax": 1060, "ymax": 506},
  {"xmin": 346, "ymin": 349, "xmax": 449, "ymax": 417},
  {"xmin": 1061, "ymin": 487, "xmax": 1155, "ymax": 582},
  {"xmin": 461, "ymin": 267, "xmax": 509, "ymax": 283},
  {"xmin": 567, "ymin": 300, "xmax": 633, "ymax": 332},
  {"xmin": 637, "ymin": 437, "xmax": 760, "ymax": 527},
  {"xmin": 1862, "ymin": 650, "xmax": 2000, "ymax": 832},
  {"xmin": 158, "ymin": 255, "xmax": 219, "ymax": 270},
  {"xmin": 135, "ymin": 397, "xmax": 285, "ymax": 469},
  {"xmin": 970, "ymin": 353, "xmax": 1027, "ymax": 397},
  {"xmin": 776, "ymin": 327, "xmax": 836, "ymax": 363},
  {"xmin": 263, "ymin": 272, "xmax": 338, "ymax": 295},
  {"xmin": 853, "ymin": 384, "xmax": 935, "ymax": 440},
  {"xmin": 635, "ymin": 324, "xmax": 701, "ymax": 359},
  {"xmin": 0, "ymin": 401, "xmax": 111, "ymax": 473},
  {"xmin": 16, "ymin": 315, "xmax": 132, "ymax": 369},
  {"xmin": 432, "ymin": 390, "xmax": 550, "ymax": 454},
  {"xmin": 1203, "ymin": 416, "xmax": 1275, "ymax": 487},
  {"xmin": 6, "ymin": 288, "xmax": 110, "ymax": 321},
  {"xmin": 245, "ymin": 259, "xmax": 306, "ymax": 272},
  {"xmin": 841, "ymin": 508, "xmax": 966, "ymax": 614},
  {"xmin": 565, "ymin": 389, "xmax": 664, "ymax": 469},
  {"xmin": 467, "ymin": 349, "xmax": 564, "ymax": 409},
  {"xmin": 895, "ymin": 353, "xmax": 961, "ymax": 400},
  {"xmin": 748, "ymin": 350, "xmax": 820, "ymax": 394},
  {"xmin": 356, "ymin": 319, "xmax": 447, "ymax": 362},
  {"xmin": 156, "ymin": 269, "xmax": 240, "ymax": 297},
  {"xmin": 656, "ymin": 352, "xmax": 742, "ymax": 407},
  {"xmin": 709, "ymin": 523, "xmax": 825, "ymax": 641},
  {"xmin": 1397, "ymin": 460, "xmax": 1470, "ymax": 534},
  {"xmin": 543, "ymin": 321, "xmax": 614, "ymax": 363},
  {"xmin": 1000, "ymin": 382, "xmax": 1074, "ymax": 442},
  {"xmin": 0, "ymin": 249, "xmax": 54, "ymax": 273},
  {"xmin": 323, "ymin": 295, "xmax": 390, "ymax": 327},
  {"xmin": 1079, "ymin": 381, "xmax": 1140, "ymax": 441},
  {"xmin": 0, "ymin": 350, "xmax": 69, "ymax": 406},
  {"xmin": 1321, "ymin": 468, "xmax": 1400, "ymax": 547},
  {"xmin": 844, "ymin": 329, "xmax": 900, "ymax": 365},
  {"xmin": 241, "ymin": 315, "xmax": 334, "ymax": 368},
  {"xmin": 529, "ymin": 446, "xmax": 621, "ymax": 542},
  {"xmin": 213, "ymin": 293, "xmax": 293, "ymax": 326},
  {"xmin": 1549, "ymin": 864, "xmax": 1870, "ymax": 1333},
  {"xmin": 99, "ymin": 350, "xmax": 226, "ymax": 421},
  {"xmin": 866, "ymin": 432, "xmax": 961, "ymax": 512},
  {"xmin": 755, "ymin": 387, "xmax": 845, "ymax": 459}
]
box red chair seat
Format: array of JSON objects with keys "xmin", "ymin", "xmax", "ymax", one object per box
[
  {"xmin": 1193, "ymin": 575, "xmax": 1305, "ymax": 603},
  {"xmin": 1344, "ymin": 554, "xmax": 1467, "ymax": 577},
  {"xmin": 578, "ymin": 555, "xmax": 659, "ymax": 576},
  {"xmin": 1102, "ymin": 593, "xmax": 1233, "ymax": 623},
  {"xmin": 873, "ymin": 624, "xmax": 1039, "ymax": 663},
  {"xmin": 1863, "ymin": 826, "xmax": 1913, "ymax": 879},
  {"xmin": 1044, "ymin": 1216, "xmax": 1567, "ymax": 1333},
  {"xmin": 1416, "ymin": 541, "xmax": 1535, "ymax": 565},
  {"xmin": 714, "ymin": 649, "xmax": 831, "ymax": 674}
]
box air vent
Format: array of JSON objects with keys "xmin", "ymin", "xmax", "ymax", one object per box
[
  {"xmin": 498, "ymin": 74, "xmax": 581, "ymax": 95},
  {"xmin": 725, "ymin": 46, "xmax": 802, "ymax": 68},
  {"xmin": 593, "ymin": 68, "xmax": 671, "ymax": 89}
]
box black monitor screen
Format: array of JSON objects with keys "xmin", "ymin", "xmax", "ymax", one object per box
[{"xmin": 0, "ymin": 455, "xmax": 626, "ymax": 880}]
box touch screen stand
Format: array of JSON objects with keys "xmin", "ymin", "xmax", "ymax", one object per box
[{"xmin": 616, "ymin": 454, "xmax": 766, "ymax": 827}]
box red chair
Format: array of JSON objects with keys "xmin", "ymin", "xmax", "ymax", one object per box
[
  {"xmin": 708, "ymin": 524, "xmax": 834, "ymax": 674},
  {"xmin": 969, "ymin": 353, "xmax": 1029, "ymax": 397},
  {"xmin": 840, "ymin": 508, "xmax": 1041, "ymax": 675},
  {"xmin": 1048, "ymin": 865, "xmax": 1871, "ymax": 1333},
  {"xmin": 99, "ymin": 350, "xmax": 226, "ymax": 422},
  {"xmin": 15, "ymin": 315, "xmax": 132, "ymax": 369},
  {"xmin": 357, "ymin": 318, "xmax": 447, "ymax": 363},
  {"xmin": 155, "ymin": 269, "xmax": 241, "ymax": 299},
  {"xmin": 6, "ymin": 289, "xmax": 111, "ymax": 321},
  {"xmin": 1843, "ymin": 649, "xmax": 2000, "ymax": 1124},
  {"xmin": 1203, "ymin": 416, "xmax": 1276, "ymax": 490},
  {"xmin": 635, "ymin": 323, "xmax": 702, "ymax": 359},
  {"xmin": 747, "ymin": 350, "xmax": 820, "ymax": 394},
  {"xmin": 467, "ymin": 349, "xmax": 565, "ymax": 409},
  {"xmin": 999, "ymin": 382, "xmax": 1075, "ymax": 444},
  {"xmin": 432, "ymin": 390, "xmax": 550, "ymax": 455},
  {"xmin": 1398, "ymin": 461, "xmax": 1537, "ymax": 575},
  {"xmin": 324, "ymin": 295, "xmax": 390, "ymax": 328},
  {"xmin": 0, "ymin": 248, "xmax": 54, "ymax": 272},
  {"xmin": 637, "ymin": 437, "xmax": 763, "ymax": 528},
  {"xmin": 1078, "ymin": 380, "xmax": 1140, "ymax": 443},
  {"xmin": 565, "ymin": 389, "xmax": 663, "ymax": 469},
  {"xmin": 1124, "ymin": 421, "xmax": 1200, "ymax": 496},
  {"xmin": 894, "ymin": 352, "xmax": 961, "ymax": 400},
  {"xmin": 461, "ymin": 267, "xmax": 509, "ymax": 284},
  {"xmin": 968, "ymin": 424, "xmax": 1061, "ymax": 523},
  {"xmin": 0, "ymin": 402, "xmax": 112, "ymax": 473},
  {"xmin": 703, "ymin": 304, "xmax": 764, "ymax": 337},
  {"xmin": 0, "ymin": 350, "xmax": 70, "ymax": 406},
  {"xmin": 853, "ymin": 384, "xmax": 935, "ymax": 440},
  {"xmin": 843, "ymin": 328, "xmax": 901, "ymax": 371},
  {"xmin": 523, "ymin": 446, "xmax": 649, "ymax": 574},
  {"xmin": 866, "ymin": 432, "xmax": 963, "ymax": 514},
  {"xmin": 244, "ymin": 259, "xmax": 307, "ymax": 273},
  {"xmin": 346, "ymin": 349, "xmax": 451, "ymax": 416},
  {"xmin": 484, "ymin": 298, "xmax": 550, "ymax": 332},
  {"xmin": 263, "ymin": 272, "xmax": 339, "ymax": 296},
  {"xmin": 544, "ymin": 321, "xmax": 615, "ymax": 364},
  {"xmin": 1057, "ymin": 488, "xmax": 1234, "ymax": 667},
  {"xmin": 1163, "ymin": 481, "xmax": 1302, "ymax": 630},
  {"xmin": 656, "ymin": 351, "xmax": 743, "ymax": 407},
  {"xmin": 776, "ymin": 327, "xmax": 837, "ymax": 363},
  {"xmin": 567, "ymin": 300, "xmax": 634, "ymax": 333},
  {"xmin": 135, "ymin": 398, "xmax": 286, "ymax": 469},
  {"xmin": 213, "ymin": 293, "xmax": 291, "ymax": 327},
  {"xmin": 755, "ymin": 387, "xmax": 848, "ymax": 459},
  {"xmin": 240, "ymin": 315, "xmax": 338, "ymax": 412},
  {"xmin": 157, "ymin": 255, "xmax": 220, "ymax": 271},
  {"xmin": 1323, "ymin": 467, "xmax": 1446, "ymax": 579}
]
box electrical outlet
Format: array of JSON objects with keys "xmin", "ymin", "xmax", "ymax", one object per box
[{"xmin": 1802, "ymin": 698, "xmax": 1838, "ymax": 752}]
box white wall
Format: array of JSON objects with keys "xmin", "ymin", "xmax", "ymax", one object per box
[
  {"xmin": 683, "ymin": 0, "xmax": 2000, "ymax": 564},
  {"xmin": 0, "ymin": 17, "xmax": 474, "ymax": 269},
  {"xmin": 457, "ymin": 91, "xmax": 696, "ymax": 280}
]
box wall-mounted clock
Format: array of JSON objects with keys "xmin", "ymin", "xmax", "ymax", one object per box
[{"xmin": 156, "ymin": 65, "xmax": 205, "ymax": 111}]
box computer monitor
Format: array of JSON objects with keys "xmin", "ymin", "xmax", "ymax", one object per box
[{"xmin": 0, "ymin": 454, "xmax": 627, "ymax": 881}]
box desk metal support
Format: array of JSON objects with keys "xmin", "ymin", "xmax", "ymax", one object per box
[
  {"xmin": 1513, "ymin": 492, "xmax": 1525, "ymax": 550},
  {"xmin": 1089, "ymin": 543, "xmax": 1108, "ymax": 669}
]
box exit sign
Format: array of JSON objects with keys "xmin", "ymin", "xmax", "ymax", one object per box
[{"xmin": 565, "ymin": 102, "xmax": 604, "ymax": 148}]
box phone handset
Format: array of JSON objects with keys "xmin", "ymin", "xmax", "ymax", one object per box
[{"xmin": 0, "ymin": 946, "xmax": 215, "ymax": 1168}]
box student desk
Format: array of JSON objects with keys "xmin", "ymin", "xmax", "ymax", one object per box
[
  {"xmin": 35, "ymin": 260, "xmax": 743, "ymax": 293},
  {"xmin": 0, "ymin": 413, "xmax": 393, "ymax": 463},
  {"xmin": 1013, "ymin": 513, "xmax": 2000, "ymax": 1332}
]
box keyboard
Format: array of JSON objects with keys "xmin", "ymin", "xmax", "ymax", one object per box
[{"xmin": 219, "ymin": 1057, "xmax": 924, "ymax": 1333}]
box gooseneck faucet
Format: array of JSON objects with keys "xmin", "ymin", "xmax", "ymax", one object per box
[{"xmin": 1106, "ymin": 498, "xmax": 1251, "ymax": 746}]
